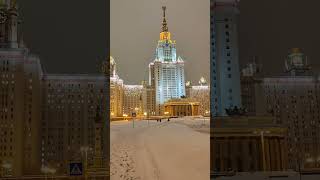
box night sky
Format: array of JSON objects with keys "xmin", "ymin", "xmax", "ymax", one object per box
[
  {"xmin": 239, "ymin": 0, "xmax": 320, "ymax": 75},
  {"xmin": 18, "ymin": 0, "xmax": 108, "ymax": 74},
  {"xmin": 18, "ymin": 0, "xmax": 320, "ymax": 80}
]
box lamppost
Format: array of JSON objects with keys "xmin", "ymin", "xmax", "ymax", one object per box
[
  {"xmin": 253, "ymin": 130, "xmax": 270, "ymax": 171},
  {"xmin": 294, "ymin": 138, "xmax": 302, "ymax": 180},
  {"xmin": 134, "ymin": 107, "xmax": 139, "ymax": 117},
  {"xmin": 144, "ymin": 112, "xmax": 148, "ymax": 125},
  {"xmin": 48, "ymin": 168, "xmax": 56, "ymax": 180},
  {"xmin": 204, "ymin": 110, "xmax": 210, "ymax": 126},
  {"xmin": 80, "ymin": 146, "xmax": 93, "ymax": 180},
  {"xmin": 41, "ymin": 166, "xmax": 55, "ymax": 180},
  {"xmin": 133, "ymin": 107, "xmax": 140, "ymax": 128},
  {"xmin": 1, "ymin": 162, "xmax": 12, "ymax": 177},
  {"xmin": 123, "ymin": 114, "xmax": 128, "ymax": 121}
]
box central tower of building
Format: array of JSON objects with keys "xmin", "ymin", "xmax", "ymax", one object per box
[
  {"xmin": 210, "ymin": 0, "xmax": 241, "ymax": 117},
  {"xmin": 149, "ymin": 6, "xmax": 186, "ymax": 115}
]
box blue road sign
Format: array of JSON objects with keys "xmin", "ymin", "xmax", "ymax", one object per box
[{"xmin": 69, "ymin": 162, "xmax": 83, "ymax": 176}]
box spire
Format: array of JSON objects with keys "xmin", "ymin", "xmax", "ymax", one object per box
[{"xmin": 161, "ymin": 6, "xmax": 168, "ymax": 32}]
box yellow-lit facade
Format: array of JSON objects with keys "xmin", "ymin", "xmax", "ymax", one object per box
[
  {"xmin": 164, "ymin": 98, "xmax": 200, "ymax": 117},
  {"xmin": 186, "ymin": 79, "xmax": 210, "ymax": 116},
  {"xmin": 110, "ymin": 56, "xmax": 124, "ymax": 118}
]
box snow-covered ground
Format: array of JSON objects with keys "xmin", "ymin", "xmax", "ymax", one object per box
[{"xmin": 110, "ymin": 117, "xmax": 210, "ymax": 180}]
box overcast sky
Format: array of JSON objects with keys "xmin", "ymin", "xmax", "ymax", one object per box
[
  {"xmin": 239, "ymin": 0, "xmax": 320, "ymax": 75},
  {"xmin": 18, "ymin": 0, "xmax": 320, "ymax": 81},
  {"xmin": 111, "ymin": 0, "xmax": 210, "ymax": 85},
  {"xmin": 19, "ymin": 0, "xmax": 108, "ymax": 74}
]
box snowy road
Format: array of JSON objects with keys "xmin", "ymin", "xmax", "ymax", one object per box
[{"xmin": 110, "ymin": 117, "xmax": 210, "ymax": 180}]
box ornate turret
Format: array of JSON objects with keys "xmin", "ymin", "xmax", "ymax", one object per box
[
  {"xmin": 285, "ymin": 48, "xmax": 311, "ymax": 76},
  {"xmin": 0, "ymin": 0, "xmax": 7, "ymax": 47},
  {"xmin": 0, "ymin": 0, "xmax": 18, "ymax": 48},
  {"xmin": 110, "ymin": 56, "xmax": 117, "ymax": 78},
  {"xmin": 199, "ymin": 77, "xmax": 208, "ymax": 86}
]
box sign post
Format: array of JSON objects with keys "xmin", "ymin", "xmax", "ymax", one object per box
[{"xmin": 69, "ymin": 162, "xmax": 83, "ymax": 177}]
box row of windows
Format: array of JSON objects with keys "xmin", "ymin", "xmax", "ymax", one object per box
[{"xmin": 48, "ymin": 83, "xmax": 101, "ymax": 88}]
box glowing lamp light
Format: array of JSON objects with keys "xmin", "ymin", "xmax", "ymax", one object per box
[
  {"xmin": 306, "ymin": 157, "xmax": 314, "ymax": 163},
  {"xmin": 2, "ymin": 162, "xmax": 11, "ymax": 169},
  {"xmin": 143, "ymin": 112, "xmax": 147, "ymax": 116}
]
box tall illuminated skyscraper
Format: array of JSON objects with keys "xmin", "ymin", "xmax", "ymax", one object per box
[
  {"xmin": 211, "ymin": 0, "xmax": 241, "ymax": 116},
  {"xmin": 149, "ymin": 6, "xmax": 186, "ymax": 115}
]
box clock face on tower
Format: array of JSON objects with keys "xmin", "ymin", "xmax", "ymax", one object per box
[{"xmin": 0, "ymin": 9, "xmax": 6, "ymax": 24}]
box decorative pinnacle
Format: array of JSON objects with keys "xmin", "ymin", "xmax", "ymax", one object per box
[{"xmin": 161, "ymin": 6, "xmax": 168, "ymax": 32}]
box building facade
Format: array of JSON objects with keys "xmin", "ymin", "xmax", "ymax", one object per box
[
  {"xmin": 0, "ymin": 1, "xmax": 109, "ymax": 177},
  {"xmin": 149, "ymin": 6, "xmax": 186, "ymax": 115},
  {"xmin": 210, "ymin": 0, "xmax": 241, "ymax": 116},
  {"xmin": 142, "ymin": 81, "xmax": 156, "ymax": 117},
  {"xmin": 186, "ymin": 78, "xmax": 210, "ymax": 116},
  {"xmin": 0, "ymin": 1, "xmax": 42, "ymax": 176},
  {"xmin": 164, "ymin": 98, "xmax": 200, "ymax": 117},
  {"xmin": 110, "ymin": 56, "xmax": 124, "ymax": 118},
  {"xmin": 123, "ymin": 85, "xmax": 143, "ymax": 117},
  {"xmin": 241, "ymin": 49, "xmax": 320, "ymax": 170},
  {"xmin": 211, "ymin": 116, "xmax": 288, "ymax": 172},
  {"xmin": 262, "ymin": 76, "xmax": 320, "ymax": 170},
  {"xmin": 241, "ymin": 76, "xmax": 265, "ymax": 116},
  {"xmin": 41, "ymin": 74, "xmax": 108, "ymax": 174}
]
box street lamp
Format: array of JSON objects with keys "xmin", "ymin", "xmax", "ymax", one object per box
[
  {"xmin": 123, "ymin": 114, "xmax": 128, "ymax": 121},
  {"xmin": 253, "ymin": 130, "xmax": 270, "ymax": 172},
  {"xmin": 48, "ymin": 168, "xmax": 56, "ymax": 180},
  {"xmin": 1, "ymin": 162, "xmax": 12, "ymax": 177},
  {"xmin": 80, "ymin": 146, "xmax": 93, "ymax": 180},
  {"xmin": 144, "ymin": 112, "xmax": 149, "ymax": 125},
  {"xmin": 294, "ymin": 138, "xmax": 303, "ymax": 180},
  {"xmin": 41, "ymin": 166, "xmax": 55, "ymax": 180}
]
